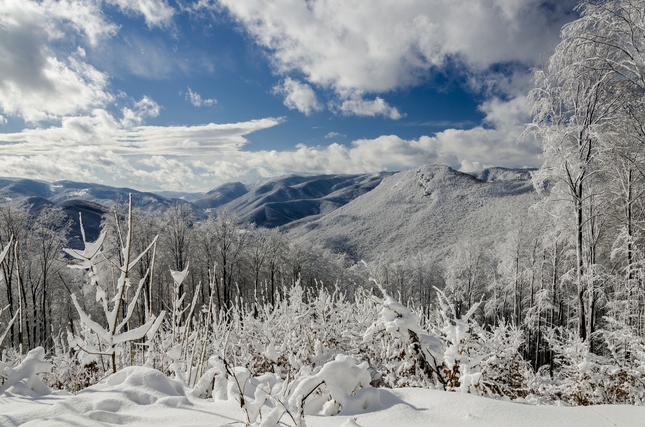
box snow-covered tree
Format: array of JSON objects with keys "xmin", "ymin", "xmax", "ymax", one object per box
[{"xmin": 65, "ymin": 195, "xmax": 165, "ymax": 373}]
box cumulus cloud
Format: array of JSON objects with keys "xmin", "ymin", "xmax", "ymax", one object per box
[
  {"xmin": 215, "ymin": 0, "xmax": 576, "ymax": 96},
  {"xmin": 273, "ymin": 78, "xmax": 322, "ymax": 116},
  {"xmin": 325, "ymin": 132, "xmax": 345, "ymax": 139},
  {"xmin": 0, "ymin": 0, "xmax": 116, "ymax": 123},
  {"xmin": 0, "ymin": 0, "xmax": 556, "ymax": 190},
  {"xmin": 0, "ymin": 111, "xmax": 284, "ymax": 190},
  {"xmin": 185, "ymin": 87, "xmax": 217, "ymax": 107},
  {"xmin": 121, "ymin": 96, "xmax": 161, "ymax": 128},
  {"xmin": 0, "ymin": 97, "xmax": 537, "ymax": 191},
  {"xmin": 187, "ymin": 123, "xmax": 539, "ymax": 185}
]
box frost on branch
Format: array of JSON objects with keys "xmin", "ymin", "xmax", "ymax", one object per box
[{"xmin": 65, "ymin": 195, "xmax": 165, "ymax": 374}]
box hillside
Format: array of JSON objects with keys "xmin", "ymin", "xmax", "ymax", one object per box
[
  {"xmin": 0, "ymin": 166, "xmax": 538, "ymax": 255},
  {"xmin": 195, "ymin": 173, "xmax": 393, "ymax": 228},
  {"xmin": 284, "ymin": 165, "xmax": 538, "ymax": 262},
  {"xmin": 0, "ymin": 178, "xmax": 186, "ymax": 247}
]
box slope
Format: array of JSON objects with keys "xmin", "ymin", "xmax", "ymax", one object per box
[
  {"xmin": 197, "ymin": 173, "xmax": 393, "ymax": 228},
  {"xmin": 284, "ymin": 165, "xmax": 539, "ymax": 262}
]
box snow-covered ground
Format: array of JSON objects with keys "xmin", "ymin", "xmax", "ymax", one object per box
[{"xmin": 1, "ymin": 366, "xmax": 643, "ymax": 427}]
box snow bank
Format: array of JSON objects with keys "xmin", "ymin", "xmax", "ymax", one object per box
[
  {"xmin": 0, "ymin": 367, "xmax": 192, "ymax": 426},
  {"xmin": 2, "ymin": 380, "xmax": 645, "ymax": 427}
]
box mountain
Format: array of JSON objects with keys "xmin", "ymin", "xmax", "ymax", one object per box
[
  {"xmin": 0, "ymin": 165, "xmax": 538, "ymax": 257},
  {"xmin": 0, "ymin": 173, "xmax": 393, "ymax": 243},
  {"xmin": 0, "ymin": 178, "xmax": 190, "ymax": 247},
  {"xmin": 472, "ymin": 167, "xmax": 535, "ymax": 182},
  {"xmin": 154, "ymin": 190, "xmax": 204, "ymax": 202},
  {"xmin": 0, "ymin": 178, "xmax": 179, "ymax": 211},
  {"xmin": 196, "ymin": 173, "xmax": 393, "ymax": 228},
  {"xmin": 194, "ymin": 182, "xmax": 249, "ymax": 210},
  {"xmin": 283, "ymin": 165, "xmax": 538, "ymax": 262}
]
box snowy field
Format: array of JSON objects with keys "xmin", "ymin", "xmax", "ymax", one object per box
[{"xmin": 1, "ymin": 366, "xmax": 644, "ymax": 427}]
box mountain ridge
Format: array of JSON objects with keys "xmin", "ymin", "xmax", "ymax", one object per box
[
  {"xmin": 283, "ymin": 165, "xmax": 538, "ymax": 262},
  {"xmin": 0, "ymin": 165, "xmax": 538, "ymax": 257}
]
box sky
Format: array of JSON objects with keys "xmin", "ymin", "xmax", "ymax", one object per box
[{"xmin": 0, "ymin": 0, "xmax": 579, "ymax": 192}]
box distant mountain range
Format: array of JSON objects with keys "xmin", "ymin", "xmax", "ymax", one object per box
[
  {"xmin": 0, "ymin": 165, "xmax": 537, "ymax": 258},
  {"xmin": 0, "ymin": 178, "xmax": 184, "ymax": 248}
]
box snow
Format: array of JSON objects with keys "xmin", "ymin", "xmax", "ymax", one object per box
[
  {"xmin": 286, "ymin": 164, "xmax": 537, "ymax": 262},
  {"xmin": 1, "ymin": 366, "xmax": 644, "ymax": 426}
]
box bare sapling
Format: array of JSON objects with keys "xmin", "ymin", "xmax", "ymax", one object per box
[{"xmin": 65, "ymin": 194, "xmax": 166, "ymax": 373}]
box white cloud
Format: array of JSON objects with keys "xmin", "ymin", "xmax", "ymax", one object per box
[
  {"xmin": 0, "ymin": 115, "xmax": 6, "ymax": 125},
  {"xmin": 106, "ymin": 0, "xmax": 175, "ymax": 28},
  {"xmin": 215, "ymin": 0, "xmax": 576, "ymax": 96},
  {"xmin": 0, "ymin": 0, "xmax": 116, "ymax": 123},
  {"xmin": 273, "ymin": 78, "xmax": 322, "ymax": 116},
  {"xmin": 38, "ymin": 0, "xmax": 118, "ymax": 46},
  {"xmin": 334, "ymin": 94, "xmax": 403, "ymax": 120},
  {"xmin": 120, "ymin": 96, "xmax": 161, "ymax": 128},
  {"xmin": 480, "ymin": 96, "xmax": 531, "ymax": 129},
  {"xmin": 185, "ymin": 87, "xmax": 217, "ymax": 107},
  {"xmin": 0, "ymin": 112, "xmax": 284, "ymax": 191},
  {"xmin": 0, "ymin": 91, "xmax": 537, "ymax": 191},
  {"xmin": 325, "ymin": 132, "xmax": 345, "ymax": 139},
  {"xmin": 0, "ymin": 0, "xmax": 554, "ymax": 190}
]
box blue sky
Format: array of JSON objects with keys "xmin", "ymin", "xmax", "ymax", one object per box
[{"xmin": 0, "ymin": 0, "xmax": 578, "ymax": 191}]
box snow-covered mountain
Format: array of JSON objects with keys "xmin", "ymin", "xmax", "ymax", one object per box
[
  {"xmin": 0, "ymin": 178, "xmax": 187, "ymax": 247},
  {"xmin": 0, "ymin": 178, "xmax": 175, "ymax": 210},
  {"xmin": 196, "ymin": 173, "xmax": 393, "ymax": 227},
  {"xmin": 283, "ymin": 165, "xmax": 538, "ymax": 262},
  {"xmin": 0, "ymin": 165, "xmax": 538, "ymax": 258}
]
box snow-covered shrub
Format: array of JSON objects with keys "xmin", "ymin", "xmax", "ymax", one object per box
[
  {"xmin": 362, "ymin": 285, "xmax": 444, "ymax": 388},
  {"xmin": 197, "ymin": 353, "xmax": 379, "ymax": 426},
  {"xmin": 435, "ymin": 288, "xmax": 534, "ymax": 398},
  {"xmin": 45, "ymin": 352, "xmax": 101, "ymax": 394},
  {"xmin": 475, "ymin": 322, "xmax": 534, "ymax": 399},
  {"xmin": 288, "ymin": 354, "xmax": 375, "ymax": 416},
  {"xmin": 435, "ymin": 288, "xmax": 484, "ymax": 393},
  {"xmin": 0, "ymin": 347, "xmax": 51, "ymax": 396},
  {"xmin": 544, "ymin": 325, "xmax": 645, "ymax": 405},
  {"xmin": 43, "ymin": 331, "xmax": 103, "ymax": 393},
  {"xmin": 208, "ymin": 282, "xmax": 376, "ymax": 381}
]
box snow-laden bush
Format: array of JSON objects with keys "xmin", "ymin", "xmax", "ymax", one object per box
[
  {"xmin": 543, "ymin": 325, "xmax": 645, "ymax": 405},
  {"xmin": 287, "ymin": 354, "xmax": 377, "ymax": 416},
  {"xmin": 435, "ymin": 288, "xmax": 534, "ymax": 398},
  {"xmin": 362, "ymin": 285, "xmax": 444, "ymax": 388},
  {"xmin": 64, "ymin": 199, "xmax": 165, "ymax": 375},
  {"xmin": 208, "ymin": 283, "xmax": 377, "ymax": 381},
  {"xmin": 23, "ymin": 271, "xmax": 645, "ymax": 406},
  {"xmin": 42, "ymin": 331, "xmax": 103, "ymax": 393},
  {"xmin": 195, "ymin": 353, "xmax": 379, "ymax": 426},
  {"xmin": 0, "ymin": 347, "xmax": 51, "ymax": 396}
]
